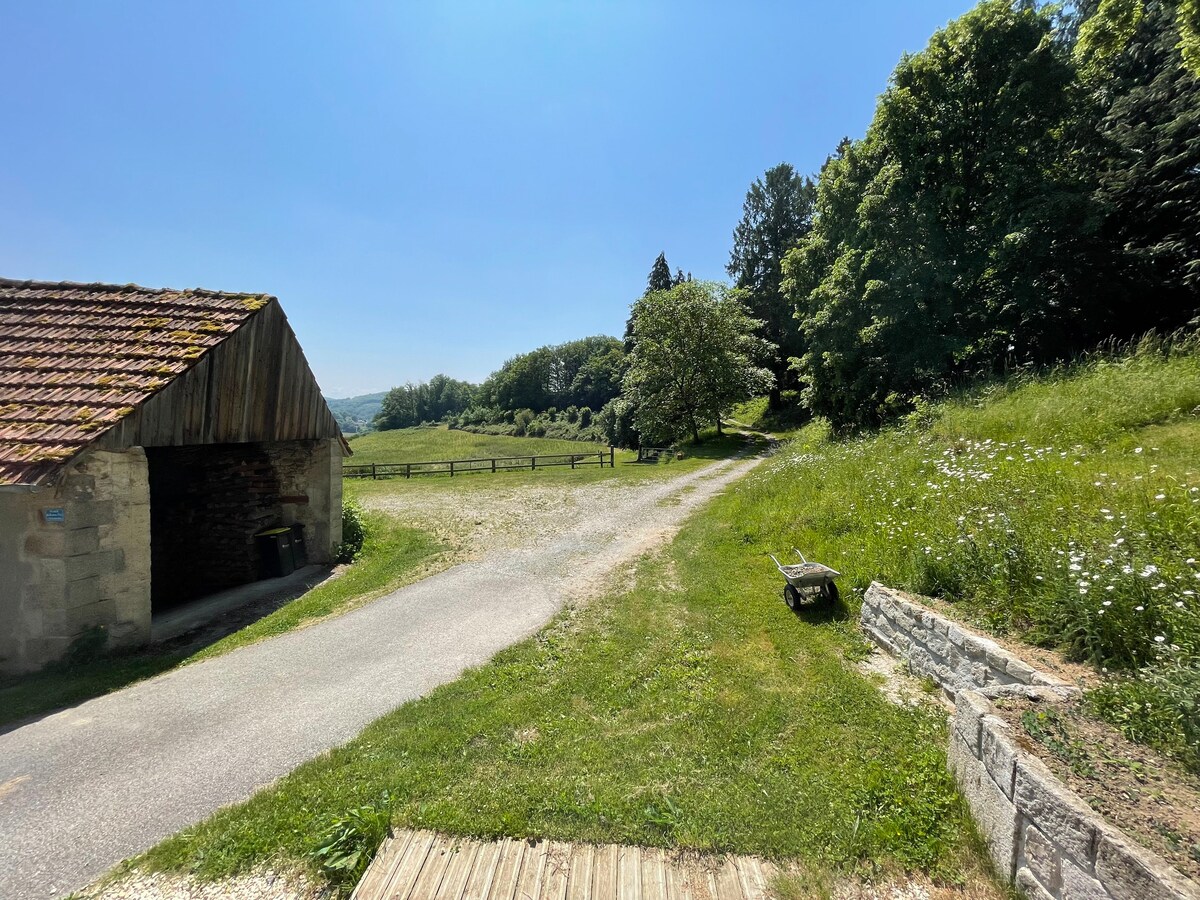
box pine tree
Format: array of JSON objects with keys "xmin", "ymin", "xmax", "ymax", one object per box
[
  {"xmin": 647, "ymin": 252, "xmax": 674, "ymax": 293},
  {"xmin": 727, "ymin": 163, "xmax": 816, "ymax": 410}
]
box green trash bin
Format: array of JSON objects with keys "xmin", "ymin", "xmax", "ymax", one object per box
[{"xmin": 256, "ymin": 526, "xmax": 296, "ymax": 578}]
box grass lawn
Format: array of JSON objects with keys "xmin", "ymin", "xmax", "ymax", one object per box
[
  {"xmin": 346, "ymin": 431, "xmax": 757, "ymax": 508},
  {"xmin": 140, "ymin": 447, "xmax": 989, "ymax": 894},
  {"xmin": 344, "ymin": 425, "xmax": 611, "ymax": 466}
]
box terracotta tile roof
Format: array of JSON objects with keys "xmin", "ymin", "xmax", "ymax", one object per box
[{"xmin": 0, "ymin": 279, "xmax": 274, "ymax": 485}]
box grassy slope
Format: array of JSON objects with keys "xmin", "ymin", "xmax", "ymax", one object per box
[
  {"xmin": 731, "ymin": 341, "xmax": 1200, "ymax": 767},
  {"xmin": 345, "ymin": 426, "xmax": 609, "ymax": 466},
  {"xmin": 144, "ymin": 474, "xmax": 983, "ymax": 889}
]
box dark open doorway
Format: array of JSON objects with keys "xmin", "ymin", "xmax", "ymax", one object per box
[{"xmin": 145, "ymin": 443, "xmax": 284, "ymax": 612}]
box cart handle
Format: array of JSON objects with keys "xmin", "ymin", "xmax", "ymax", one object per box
[{"xmin": 792, "ymin": 548, "xmax": 808, "ymax": 563}]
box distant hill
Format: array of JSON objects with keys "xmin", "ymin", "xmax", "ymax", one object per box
[{"xmin": 325, "ymin": 391, "xmax": 387, "ymax": 434}]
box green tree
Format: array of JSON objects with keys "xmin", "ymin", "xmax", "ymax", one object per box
[
  {"xmin": 647, "ymin": 252, "xmax": 674, "ymax": 293},
  {"xmin": 624, "ymin": 282, "xmax": 773, "ymax": 443},
  {"xmin": 474, "ymin": 336, "xmax": 626, "ymax": 414},
  {"xmin": 1075, "ymin": 0, "xmax": 1200, "ymax": 75},
  {"xmin": 1086, "ymin": 0, "xmax": 1200, "ymax": 329},
  {"xmin": 727, "ymin": 163, "xmax": 816, "ymax": 410},
  {"xmin": 374, "ymin": 375, "xmax": 477, "ymax": 430},
  {"xmin": 627, "ymin": 253, "xmax": 678, "ymax": 350},
  {"xmin": 786, "ymin": 1, "xmax": 1098, "ymax": 427}
]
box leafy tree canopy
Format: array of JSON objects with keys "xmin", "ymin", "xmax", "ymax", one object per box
[
  {"xmin": 1075, "ymin": 0, "xmax": 1200, "ymax": 74},
  {"xmin": 374, "ymin": 374, "xmax": 476, "ymax": 431},
  {"xmin": 785, "ymin": 0, "xmax": 1100, "ymax": 427},
  {"xmin": 476, "ymin": 335, "xmax": 626, "ymax": 414},
  {"xmin": 624, "ymin": 281, "xmax": 774, "ymax": 444}
]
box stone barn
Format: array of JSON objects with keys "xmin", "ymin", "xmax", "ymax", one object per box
[{"xmin": 0, "ymin": 280, "xmax": 348, "ymax": 674}]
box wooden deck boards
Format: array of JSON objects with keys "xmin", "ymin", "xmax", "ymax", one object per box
[{"xmin": 352, "ymin": 831, "xmax": 776, "ymax": 900}]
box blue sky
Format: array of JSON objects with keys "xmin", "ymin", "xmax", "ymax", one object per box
[{"xmin": 0, "ymin": 1, "xmax": 972, "ymax": 396}]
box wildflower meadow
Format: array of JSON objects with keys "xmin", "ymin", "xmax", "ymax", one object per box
[{"xmin": 731, "ymin": 336, "xmax": 1200, "ymax": 770}]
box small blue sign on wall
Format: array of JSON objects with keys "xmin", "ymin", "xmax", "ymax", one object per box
[{"xmin": 43, "ymin": 507, "xmax": 66, "ymax": 524}]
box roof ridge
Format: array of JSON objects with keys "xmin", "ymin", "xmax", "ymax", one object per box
[{"xmin": 0, "ymin": 278, "xmax": 275, "ymax": 301}]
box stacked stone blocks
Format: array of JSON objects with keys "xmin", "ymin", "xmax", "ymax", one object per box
[{"xmin": 861, "ymin": 582, "xmax": 1199, "ymax": 900}]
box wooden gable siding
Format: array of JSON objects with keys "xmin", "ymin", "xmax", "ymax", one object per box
[{"xmin": 96, "ymin": 300, "xmax": 342, "ymax": 451}]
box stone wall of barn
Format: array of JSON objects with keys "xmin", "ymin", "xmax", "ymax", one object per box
[
  {"xmin": 2, "ymin": 438, "xmax": 341, "ymax": 675},
  {"xmin": 0, "ymin": 448, "xmax": 151, "ymax": 676}
]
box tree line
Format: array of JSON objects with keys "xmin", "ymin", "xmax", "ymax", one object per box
[
  {"xmin": 729, "ymin": 0, "xmax": 1198, "ymax": 428},
  {"xmin": 373, "ymin": 0, "xmax": 1197, "ymax": 445}
]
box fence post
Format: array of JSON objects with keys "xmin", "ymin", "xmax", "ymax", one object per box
[
  {"xmin": 406, "ymin": 463, "xmax": 411, "ymax": 479},
  {"xmin": 571, "ymin": 455, "xmax": 576, "ymax": 469},
  {"xmin": 532, "ymin": 456, "xmax": 536, "ymax": 471},
  {"xmin": 609, "ymin": 447, "xmax": 615, "ymax": 468},
  {"xmin": 491, "ymin": 458, "xmax": 496, "ymax": 473},
  {"xmin": 450, "ymin": 460, "xmax": 455, "ymax": 477},
  {"xmin": 372, "ymin": 463, "xmax": 377, "ymax": 480}
]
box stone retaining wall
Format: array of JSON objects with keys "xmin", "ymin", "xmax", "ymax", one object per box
[
  {"xmin": 860, "ymin": 581, "xmax": 1199, "ymax": 899},
  {"xmin": 952, "ymin": 689, "xmax": 1199, "ymax": 899},
  {"xmin": 860, "ymin": 581, "xmax": 1076, "ymax": 698}
]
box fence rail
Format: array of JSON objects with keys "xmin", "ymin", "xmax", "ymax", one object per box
[{"xmin": 344, "ymin": 448, "xmax": 616, "ymax": 479}]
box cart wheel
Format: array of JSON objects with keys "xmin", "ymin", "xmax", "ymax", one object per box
[
  {"xmin": 783, "ymin": 584, "xmax": 801, "ymax": 610},
  {"xmin": 819, "ymin": 581, "xmax": 840, "ymax": 605}
]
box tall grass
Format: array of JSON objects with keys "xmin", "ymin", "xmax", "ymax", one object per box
[{"xmin": 730, "ymin": 336, "xmax": 1200, "ymax": 769}]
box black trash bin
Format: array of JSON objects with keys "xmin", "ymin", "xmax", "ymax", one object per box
[
  {"xmin": 256, "ymin": 526, "xmax": 296, "ymax": 578},
  {"xmin": 290, "ymin": 522, "xmax": 308, "ymax": 567}
]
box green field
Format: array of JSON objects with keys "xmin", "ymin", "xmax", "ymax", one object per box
[{"xmin": 345, "ymin": 426, "xmax": 610, "ymax": 467}]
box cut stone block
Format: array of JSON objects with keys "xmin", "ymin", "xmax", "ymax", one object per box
[{"xmin": 1014, "ymin": 754, "xmax": 1098, "ymax": 868}]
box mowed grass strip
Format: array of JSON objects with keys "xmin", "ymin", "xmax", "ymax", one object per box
[
  {"xmin": 141, "ymin": 476, "xmax": 983, "ymax": 889},
  {"xmin": 344, "ymin": 425, "xmax": 610, "ymax": 467}
]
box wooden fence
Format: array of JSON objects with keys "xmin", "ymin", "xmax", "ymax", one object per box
[{"xmin": 344, "ymin": 448, "xmax": 616, "ymax": 479}]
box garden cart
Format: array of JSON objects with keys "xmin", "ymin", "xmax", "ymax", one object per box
[{"xmin": 769, "ymin": 549, "xmax": 840, "ymax": 609}]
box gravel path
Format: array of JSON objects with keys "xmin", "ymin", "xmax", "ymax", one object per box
[{"xmin": 0, "ymin": 448, "xmax": 766, "ymax": 900}]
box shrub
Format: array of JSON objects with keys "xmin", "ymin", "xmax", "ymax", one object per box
[
  {"xmin": 337, "ymin": 499, "xmax": 368, "ymax": 564},
  {"xmin": 513, "ymin": 409, "xmax": 534, "ymax": 436}
]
